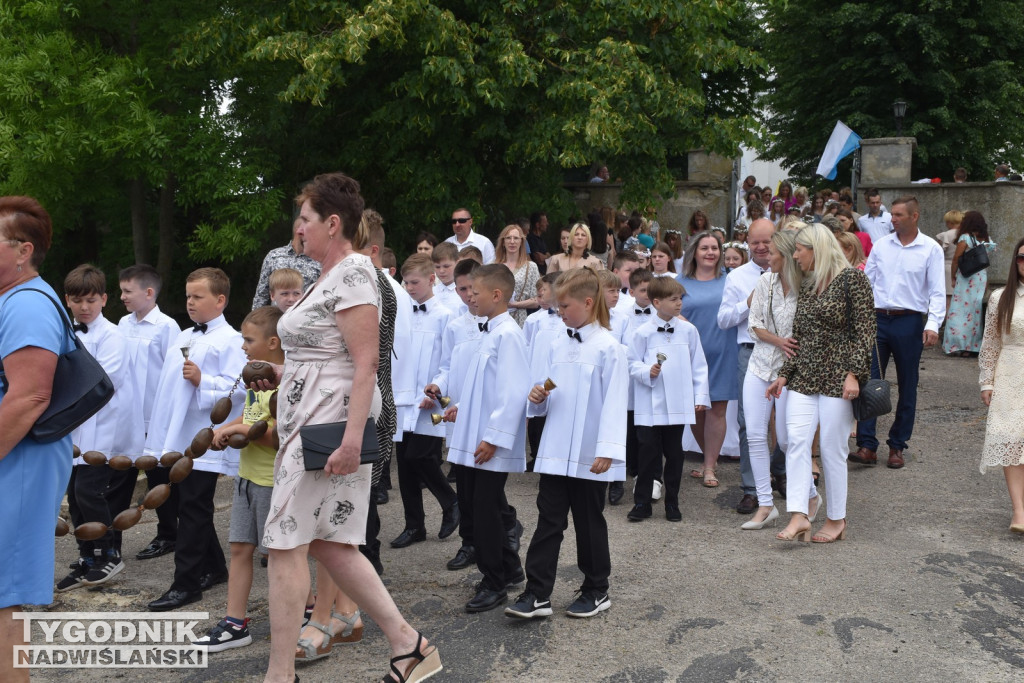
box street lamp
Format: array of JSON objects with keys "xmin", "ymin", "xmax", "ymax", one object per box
[{"xmin": 893, "ymin": 100, "xmax": 907, "ymax": 136}]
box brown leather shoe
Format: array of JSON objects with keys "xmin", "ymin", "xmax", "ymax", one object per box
[
  {"xmin": 887, "ymin": 448, "xmax": 905, "ymax": 469},
  {"xmin": 849, "ymin": 447, "xmax": 877, "ymax": 465}
]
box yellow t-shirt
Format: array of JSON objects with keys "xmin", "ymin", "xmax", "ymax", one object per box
[{"xmin": 239, "ymin": 389, "xmax": 276, "ymax": 487}]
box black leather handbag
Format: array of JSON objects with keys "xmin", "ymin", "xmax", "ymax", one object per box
[
  {"xmin": 957, "ymin": 236, "xmax": 990, "ymax": 278},
  {"xmin": 300, "ymin": 417, "xmax": 380, "ymax": 470},
  {"xmin": 843, "ymin": 276, "xmax": 892, "ymax": 421},
  {"xmin": 0, "ymin": 288, "xmax": 114, "ymax": 442}
]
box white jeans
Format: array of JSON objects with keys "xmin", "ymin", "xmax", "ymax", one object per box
[
  {"xmin": 742, "ymin": 372, "xmax": 807, "ymax": 508},
  {"xmin": 785, "ymin": 390, "xmax": 853, "ymax": 520}
]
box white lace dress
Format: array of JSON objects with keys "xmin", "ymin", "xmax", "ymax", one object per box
[{"xmin": 978, "ymin": 285, "xmax": 1024, "ymax": 472}]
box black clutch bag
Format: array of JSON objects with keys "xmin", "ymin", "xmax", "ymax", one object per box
[{"xmin": 300, "ymin": 418, "xmax": 380, "ymax": 471}]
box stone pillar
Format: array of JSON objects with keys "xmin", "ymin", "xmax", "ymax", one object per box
[
  {"xmin": 687, "ymin": 149, "xmax": 733, "ymax": 183},
  {"xmin": 859, "ymin": 137, "xmax": 916, "ymax": 185}
]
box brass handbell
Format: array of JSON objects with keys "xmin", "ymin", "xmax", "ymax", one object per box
[
  {"xmin": 543, "ymin": 378, "xmax": 557, "ymax": 391},
  {"xmin": 180, "ymin": 346, "xmax": 190, "ymax": 360},
  {"xmin": 431, "ymin": 414, "xmax": 444, "ymax": 426},
  {"xmin": 438, "ymin": 396, "xmax": 452, "ymax": 408},
  {"xmin": 656, "ymin": 353, "xmax": 667, "ymax": 365}
]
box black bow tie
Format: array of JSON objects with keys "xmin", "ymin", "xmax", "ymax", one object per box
[
  {"xmin": 657, "ymin": 326, "xmax": 674, "ymax": 334},
  {"xmin": 413, "ymin": 303, "xmax": 427, "ymax": 313},
  {"xmin": 567, "ymin": 329, "xmax": 582, "ymax": 343},
  {"xmin": 478, "ymin": 321, "xmax": 488, "ymax": 332},
  {"xmin": 635, "ymin": 307, "xmax": 651, "ymax": 315},
  {"xmin": 621, "ymin": 287, "xmax": 629, "ymax": 294},
  {"xmin": 192, "ymin": 322, "xmax": 208, "ymax": 334},
  {"xmin": 547, "ymin": 308, "xmax": 558, "ymax": 315},
  {"xmin": 73, "ymin": 322, "xmax": 88, "ymax": 334}
]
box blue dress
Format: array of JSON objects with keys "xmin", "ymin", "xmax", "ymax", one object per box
[
  {"xmin": 0, "ymin": 278, "xmax": 74, "ymax": 607},
  {"xmin": 943, "ymin": 235, "xmax": 996, "ymax": 354},
  {"xmin": 678, "ymin": 275, "xmax": 738, "ymax": 401}
]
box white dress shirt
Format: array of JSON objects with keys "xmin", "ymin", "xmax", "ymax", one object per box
[
  {"xmin": 858, "ymin": 210, "xmax": 894, "ymax": 243},
  {"xmin": 118, "ymin": 305, "xmax": 180, "ymax": 436},
  {"xmin": 433, "ymin": 280, "xmax": 468, "ymax": 316},
  {"xmin": 864, "ymin": 230, "xmax": 946, "ymax": 332},
  {"xmin": 717, "ymin": 259, "xmax": 769, "ymax": 345},
  {"xmin": 446, "ymin": 230, "xmax": 495, "ymax": 264}
]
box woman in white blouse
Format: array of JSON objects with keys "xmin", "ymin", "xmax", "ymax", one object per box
[
  {"xmin": 978, "ymin": 236, "xmax": 1024, "ymax": 533},
  {"xmin": 739, "ymin": 229, "xmax": 817, "ymax": 529}
]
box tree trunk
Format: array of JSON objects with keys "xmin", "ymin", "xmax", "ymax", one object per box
[
  {"xmin": 156, "ymin": 171, "xmax": 176, "ymax": 287},
  {"xmin": 129, "ymin": 177, "xmax": 149, "ymax": 264}
]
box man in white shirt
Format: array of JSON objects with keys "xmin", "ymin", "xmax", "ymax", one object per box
[
  {"xmin": 853, "ymin": 195, "xmax": 945, "ymax": 469},
  {"xmin": 857, "ymin": 188, "xmax": 893, "ymax": 242},
  {"xmin": 994, "ymin": 163, "xmax": 1010, "ymax": 181},
  {"xmin": 446, "ymin": 208, "xmax": 495, "ymax": 264},
  {"xmin": 716, "ymin": 219, "xmax": 783, "ymax": 514}
]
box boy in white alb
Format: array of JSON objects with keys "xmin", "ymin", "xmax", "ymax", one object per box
[
  {"xmin": 627, "ymin": 276, "xmax": 710, "ymax": 522},
  {"xmin": 598, "ymin": 269, "xmax": 629, "ymax": 344},
  {"xmin": 389, "ymin": 254, "xmax": 460, "ymax": 549},
  {"xmin": 431, "ymin": 241, "xmax": 467, "ymax": 315},
  {"xmin": 145, "ymin": 268, "xmax": 247, "ymax": 611},
  {"xmin": 115, "ymin": 264, "xmax": 181, "ymax": 562},
  {"xmin": 523, "ymin": 272, "xmax": 564, "ymax": 470},
  {"xmin": 612, "ymin": 252, "xmax": 640, "ymax": 313},
  {"xmin": 507, "ymin": 268, "xmax": 627, "ymax": 620},
  {"xmin": 56, "ymin": 265, "xmax": 132, "ymax": 591},
  {"xmin": 446, "ymin": 265, "xmax": 530, "ymax": 613},
  {"xmin": 614, "ymin": 267, "xmax": 654, "ymax": 505}
]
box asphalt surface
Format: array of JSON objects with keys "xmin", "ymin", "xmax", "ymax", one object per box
[{"xmin": 35, "ymin": 345, "xmax": 1024, "ymax": 682}]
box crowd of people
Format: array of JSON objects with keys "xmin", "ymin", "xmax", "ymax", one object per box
[{"xmin": 0, "ymin": 169, "xmax": 1020, "ymax": 682}]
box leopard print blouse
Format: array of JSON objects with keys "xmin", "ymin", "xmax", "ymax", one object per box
[{"xmin": 779, "ymin": 267, "xmax": 876, "ymax": 398}]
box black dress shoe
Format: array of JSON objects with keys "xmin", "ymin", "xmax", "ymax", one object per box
[
  {"xmin": 505, "ymin": 568, "xmax": 526, "ymax": 587},
  {"xmin": 736, "ymin": 494, "xmax": 758, "ymax": 514},
  {"xmin": 148, "ymin": 589, "xmax": 202, "ymax": 612},
  {"xmin": 439, "ymin": 503, "xmax": 460, "ymax": 539},
  {"xmin": 199, "ymin": 571, "xmax": 227, "ymax": 590},
  {"xmin": 447, "ymin": 545, "xmax": 476, "ymax": 570},
  {"xmin": 390, "ymin": 528, "xmax": 426, "ymax": 549},
  {"xmin": 136, "ymin": 538, "xmax": 175, "ymax": 561},
  {"xmin": 665, "ymin": 504, "xmax": 682, "ymax": 522},
  {"xmin": 608, "ymin": 482, "xmax": 624, "ymax": 506},
  {"xmin": 372, "ymin": 486, "xmax": 389, "ymax": 505},
  {"xmin": 506, "ymin": 520, "xmax": 524, "ymax": 553},
  {"xmin": 627, "ymin": 503, "xmax": 652, "ymax": 522},
  {"xmin": 465, "ymin": 587, "xmax": 507, "ymax": 613}
]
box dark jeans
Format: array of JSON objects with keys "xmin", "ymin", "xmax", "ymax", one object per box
[
  {"xmin": 396, "ymin": 433, "xmax": 457, "ymax": 531},
  {"xmin": 856, "ymin": 312, "xmax": 924, "ymax": 452},
  {"xmin": 68, "ymin": 464, "xmax": 115, "ymax": 558},
  {"xmin": 635, "ymin": 425, "xmax": 683, "ymax": 506},
  {"xmin": 171, "ymin": 470, "xmax": 226, "ymax": 593},
  {"xmin": 525, "ymin": 474, "xmax": 609, "ymax": 601}
]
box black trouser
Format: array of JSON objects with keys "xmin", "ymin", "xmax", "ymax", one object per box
[
  {"xmin": 68, "ymin": 464, "xmax": 115, "ymax": 558},
  {"xmin": 454, "ymin": 464, "xmax": 517, "ymax": 548},
  {"xmin": 525, "ymin": 474, "xmax": 610, "ymax": 600},
  {"xmin": 635, "ymin": 425, "xmax": 684, "ymax": 506},
  {"xmin": 396, "ymin": 433, "xmax": 457, "ymax": 531},
  {"xmin": 460, "ymin": 468, "xmax": 521, "ymax": 591},
  {"xmin": 626, "ymin": 411, "xmax": 639, "ymax": 477},
  {"xmin": 527, "ymin": 416, "xmax": 546, "ymax": 466},
  {"xmin": 145, "ymin": 466, "xmax": 179, "ymax": 543},
  {"xmin": 105, "ymin": 467, "xmax": 140, "ymax": 554},
  {"xmin": 170, "ymin": 470, "xmax": 226, "ymax": 593},
  {"xmin": 359, "ymin": 498, "xmax": 381, "ymax": 569}
]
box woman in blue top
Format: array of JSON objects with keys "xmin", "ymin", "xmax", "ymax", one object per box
[
  {"xmin": 0, "ymin": 196, "xmax": 74, "ymax": 683},
  {"xmin": 678, "ymin": 231, "xmax": 738, "ymax": 487}
]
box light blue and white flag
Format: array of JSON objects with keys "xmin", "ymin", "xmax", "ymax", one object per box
[{"xmin": 816, "ymin": 121, "xmax": 861, "ymax": 180}]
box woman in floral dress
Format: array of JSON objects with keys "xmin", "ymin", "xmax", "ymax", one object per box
[{"xmin": 943, "ymin": 211, "xmax": 996, "ymax": 356}]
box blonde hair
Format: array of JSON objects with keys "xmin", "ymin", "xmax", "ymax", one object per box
[
  {"xmin": 596, "ymin": 269, "xmax": 620, "ymax": 289},
  {"xmin": 493, "ymin": 224, "xmax": 529, "ymax": 269},
  {"xmin": 566, "ymin": 222, "xmax": 593, "ymax": 254},
  {"xmin": 554, "ymin": 267, "xmax": 609, "ymax": 329},
  {"xmin": 943, "ymin": 209, "xmax": 964, "ymax": 225},
  {"xmin": 269, "ymin": 268, "xmax": 303, "ymax": 293},
  {"xmin": 834, "ymin": 231, "xmax": 865, "ymax": 267},
  {"xmin": 770, "ymin": 229, "xmax": 803, "ymax": 292},
  {"xmin": 795, "ymin": 223, "xmax": 850, "ymax": 295},
  {"xmin": 401, "ymin": 253, "xmax": 434, "ymax": 278}
]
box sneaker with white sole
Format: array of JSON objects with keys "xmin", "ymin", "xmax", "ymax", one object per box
[
  {"xmin": 192, "ymin": 619, "xmax": 253, "ymax": 652},
  {"xmin": 81, "ymin": 555, "xmax": 125, "ymax": 586},
  {"xmin": 505, "ymin": 592, "xmax": 553, "ymax": 619},
  {"xmin": 565, "ymin": 590, "xmax": 610, "ymax": 618},
  {"xmin": 56, "ymin": 558, "xmax": 91, "ymax": 592}
]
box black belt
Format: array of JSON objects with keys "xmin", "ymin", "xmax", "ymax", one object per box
[
  {"xmin": 875, "ymin": 308, "xmax": 921, "ymax": 317},
  {"xmin": 740, "ymin": 342, "xmax": 755, "ymax": 349}
]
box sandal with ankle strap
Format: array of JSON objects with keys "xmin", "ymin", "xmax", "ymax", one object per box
[
  {"xmin": 702, "ymin": 470, "xmax": 719, "ymax": 488},
  {"xmin": 294, "ymin": 620, "xmax": 334, "ymax": 661},
  {"xmin": 381, "ymin": 632, "xmax": 442, "ymax": 683},
  {"xmin": 329, "ymin": 608, "xmax": 363, "ymax": 645}
]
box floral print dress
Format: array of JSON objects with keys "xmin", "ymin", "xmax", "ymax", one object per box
[{"xmin": 943, "ymin": 235, "xmax": 996, "ymax": 354}]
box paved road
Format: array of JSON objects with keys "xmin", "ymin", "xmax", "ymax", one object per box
[{"xmin": 37, "ymin": 346, "xmax": 1023, "ymax": 681}]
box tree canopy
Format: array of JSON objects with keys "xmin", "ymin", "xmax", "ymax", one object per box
[{"xmin": 760, "ymin": 0, "xmax": 1024, "ymax": 183}]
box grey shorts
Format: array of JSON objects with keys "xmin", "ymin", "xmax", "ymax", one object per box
[{"xmin": 229, "ymin": 477, "xmax": 274, "ymax": 554}]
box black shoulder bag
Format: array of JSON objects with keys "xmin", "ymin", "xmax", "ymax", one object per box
[
  {"xmin": 0, "ymin": 288, "xmax": 115, "ymax": 443},
  {"xmin": 842, "ymin": 275, "xmax": 892, "ymax": 421},
  {"xmin": 957, "ymin": 235, "xmax": 990, "ymax": 278}
]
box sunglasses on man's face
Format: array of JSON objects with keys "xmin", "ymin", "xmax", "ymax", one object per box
[{"xmin": 451, "ymin": 218, "xmax": 470, "ymax": 225}]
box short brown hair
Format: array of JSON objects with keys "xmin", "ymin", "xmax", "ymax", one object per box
[
  {"xmin": 457, "ymin": 246, "xmax": 483, "ymax": 263},
  {"xmin": 628, "ymin": 268, "xmax": 653, "ymax": 289},
  {"xmin": 381, "ymin": 247, "xmax": 397, "ymax": 271},
  {"xmin": 243, "ymin": 305, "xmax": 283, "ymax": 339},
  {"xmin": 597, "ymin": 269, "xmax": 620, "ymax": 289},
  {"xmin": 64, "ymin": 264, "xmax": 106, "ymax": 297},
  {"xmin": 890, "ymin": 195, "xmax": 919, "ymax": 214},
  {"xmin": 119, "ymin": 264, "xmax": 161, "ymax": 295},
  {"xmin": 647, "ymin": 275, "xmax": 684, "ymax": 302},
  {"xmin": 474, "ymin": 264, "xmax": 515, "ymax": 302},
  {"xmin": 431, "ymin": 241, "xmax": 459, "ymax": 263},
  {"xmin": 401, "ymin": 253, "xmax": 434, "ymax": 278},
  {"xmin": 453, "ymin": 258, "xmax": 479, "ymax": 280},
  {"xmin": 187, "ymin": 267, "xmax": 231, "ymax": 300},
  {"xmin": 295, "ymin": 172, "xmax": 367, "ymax": 248},
  {"xmin": 0, "ymin": 196, "xmax": 52, "ymax": 268},
  {"xmin": 269, "ymin": 268, "xmax": 303, "ymax": 293}
]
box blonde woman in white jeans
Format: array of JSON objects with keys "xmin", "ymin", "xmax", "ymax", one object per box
[
  {"xmin": 740, "ymin": 229, "xmax": 817, "ymax": 529},
  {"xmin": 767, "ymin": 224, "xmax": 875, "ymax": 543}
]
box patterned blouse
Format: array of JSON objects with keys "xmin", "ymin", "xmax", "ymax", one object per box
[
  {"xmin": 747, "ymin": 272, "xmax": 798, "ymax": 382},
  {"xmin": 779, "ymin": 267, "xmax": 876, "ymax": 398}
]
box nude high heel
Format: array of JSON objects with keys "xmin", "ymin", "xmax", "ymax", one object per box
[
  {"xmin": 741, "ymin": 506, "xmax": 779, "ymax": 530},
  {"xmin": 776, "ymin": 514, "xmax": 811, "ymax": 542}
]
